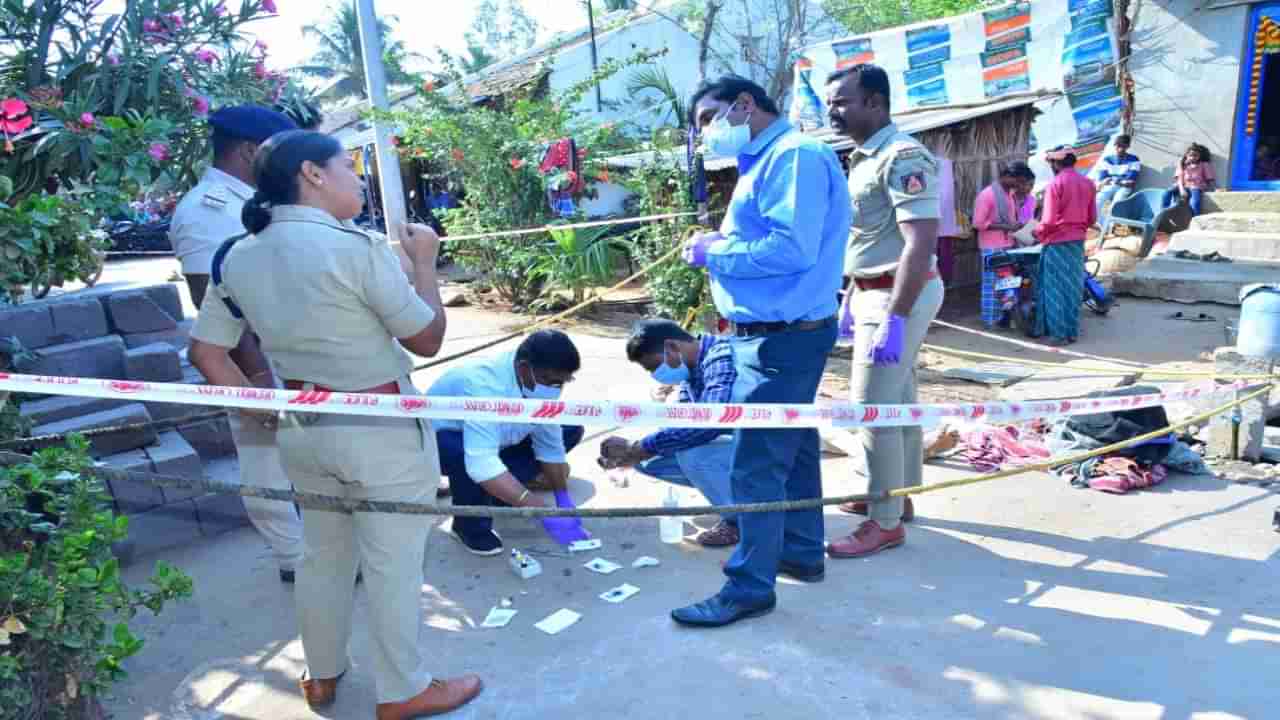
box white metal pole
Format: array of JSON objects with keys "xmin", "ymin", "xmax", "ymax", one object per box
[{"xmin": 355, "ymin": 0, "xmax": 407, "ymax": 235}]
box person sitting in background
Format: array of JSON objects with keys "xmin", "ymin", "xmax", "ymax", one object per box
[
  {"xmin": 1253, "ymin": 138, "xmax": 1280, "ymax": 180},
  {"xmin": 427, "ymin": 330, "xmax": 584, "ymax": 556},
  {"xmin": 1161, "ymin": 143, "xmax": 1216, "ymax": 217},
  {"xmin": 973, "ymin": 164, "xmax": 1027, "ymax": 328},
  {"xmin": 600, "ymin": 319, "xmax": 741, "ymax": 547},
  {"xmin": 1095, "ymin": 134, "xmax": 1141, "ymax": 223}
]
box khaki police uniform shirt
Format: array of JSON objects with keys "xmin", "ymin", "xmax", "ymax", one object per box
[
  {"xmin": 844, "ymin": 123, "xmax": 941, "ymax": 278},
  {"xmin": 169, "ymin": 167, "xmax": 254, "ymax": 275},
  {"xmin": 189, "ymin": 205, "xmax": 435, "ymax": 391}
]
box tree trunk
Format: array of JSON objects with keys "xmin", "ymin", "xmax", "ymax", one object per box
[{"xmin": 697, "ymin": 0, "xmax": 723, "ymax": 84}]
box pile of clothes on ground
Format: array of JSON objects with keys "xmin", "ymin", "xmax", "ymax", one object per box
[{"xmin": 953, "ymin": 385, "xmax": 1210, "ymax": 494}]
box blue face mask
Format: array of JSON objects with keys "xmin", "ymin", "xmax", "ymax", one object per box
[
  {"xmin": 520, "ymin": 365, "xmax": 563, "ymax": 400},
  {"xmin": 650, "ymin": 351, "xmax": 690, "ymax": 385}
]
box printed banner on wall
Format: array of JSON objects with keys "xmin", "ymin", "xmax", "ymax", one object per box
[{"xmin": 789, "ymin": 0, "xmax": 1122, "ymax": 159}]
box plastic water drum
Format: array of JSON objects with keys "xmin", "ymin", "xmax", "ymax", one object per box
[{"xmin": 1237, "ymin": 284, "xmax": 1280, "ymax": 359}]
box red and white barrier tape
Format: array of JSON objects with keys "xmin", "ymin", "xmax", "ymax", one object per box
[{"xmin": 0, "ymin": 373, "xmax": 1251, "ymax": 430}]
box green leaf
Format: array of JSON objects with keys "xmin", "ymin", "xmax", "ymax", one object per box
[
  {"xmin": 112, "ymin": 621, "xmax": 132, "ymax": 646},
  {"xmin": 113, "ymin": 75, "xmax": 132, "ymax": 115}
]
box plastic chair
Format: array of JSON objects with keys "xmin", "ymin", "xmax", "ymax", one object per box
[{"xmin": 1100, "ymin": 189, "xmax": 1182, "ymax": 259}]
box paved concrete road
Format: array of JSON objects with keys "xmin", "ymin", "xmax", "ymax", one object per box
[{"xmin": 82, "ymin": 258, "xmax": 1279, "ymax": 719}]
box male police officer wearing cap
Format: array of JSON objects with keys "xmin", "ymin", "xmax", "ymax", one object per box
[{"xmin": 169, "ymin": 105, "xmax": 305, "ymax": 582}]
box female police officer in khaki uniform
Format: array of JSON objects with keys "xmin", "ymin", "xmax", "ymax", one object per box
[{"xmin": 189, "ymin": 130, "xmax": 482, "ymax": 719}]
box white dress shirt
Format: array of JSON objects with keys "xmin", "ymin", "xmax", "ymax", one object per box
[{"xmin": 427, "ymin": 350, "xmax": 567, "ymax": 483}]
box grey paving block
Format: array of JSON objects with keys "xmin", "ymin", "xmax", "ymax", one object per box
[
  {"xmin": 100, "ymin": 450, "xmax": 163, "ymax": 513},
  {"xmin": 1207, "ymin": 347, "xmax": 1276, "ymax": 461},
  {"xmin": 103, "ymin": 289, "xmax": 179, "ymax": 334},
  {"xmin": 144, "ymin": 400, "xmax": 207, "ymax": 423},
  {"xmin": 146, "ymin": 431, "xmax": 205, "ymax": 503},
  {"xmin": 111, "ymin": 539, "xmax": 136, "ymax": 567},
  {"xmin": 943, "ymin": 363, "xmax": 1038, "ymax": 388},
  {"xmin": 194, "ymin": 492, "xmax": 250, "ymax": 536},
  {"xmin": 140, "ymin": 284, "xmax": 184, "ymax": 323},
  {"xmin": 19, "ymin": 395, "xmax": 127, "ymax": 425},
  {"xmin": 999, "ymin": 360, "xmax": 1140, "ymax": 402},
  {"xmin": 123, "ymin": 500, "xmax": 201, "ymax": 558},
  {"xmin": 179, "ymin": 415, "xmax": 236, "ymax": 460},
  {"xmin": 0, "ymin": 304, "xmax": 55, "ymax": 350},
  {"xmin": 47, "ymin": 298, "xmax": 109, "ymax": 344},
  {"xmin": 33, "ymin": 402, "xmax": 156, "ymax": 457},
  {"xmin": 125, "ymin": 342, "xmax": 182, "ymax": 382},
  {"xmin": 26, "ymin": 335, "xmax": 127, "ymax": 380},
  {"xmin": 124, "ymin": 318, "xmax": 195, "ymax": 350}
]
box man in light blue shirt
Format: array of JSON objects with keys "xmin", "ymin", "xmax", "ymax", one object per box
[{"xmin": 673, "ymin": 76, "xmax": 851, "ymax": 627}]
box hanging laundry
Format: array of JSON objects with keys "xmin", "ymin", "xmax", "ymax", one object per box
[{"xmin": 539, "ymin": 138, "xmax": 584, "ymax": 217}]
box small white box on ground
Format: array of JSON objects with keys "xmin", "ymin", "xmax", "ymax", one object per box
[{"xmin": 508, "ymin": 549, "xmax": 542, "ymax": 580}]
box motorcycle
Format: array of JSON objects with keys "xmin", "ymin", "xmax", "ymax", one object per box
[
  {"xmin": 108, "ymin": 219, "xmax": 172, "ymax": 254},
  {"xmin": 987, "ymin": 250, "xmax": 1038, "ymax": 334}
]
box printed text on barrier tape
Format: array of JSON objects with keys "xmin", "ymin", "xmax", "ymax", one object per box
[
  {"xmin": 0, "ymin": 372, "xmax": 1252, "ymax": 430},
  {"xmin": 4, "ymin": 385, "xmax": 1268, "ymax": 517}
]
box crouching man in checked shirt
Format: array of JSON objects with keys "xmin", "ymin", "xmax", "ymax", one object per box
[{"xmin": 824, "ymin": 64, "xmax": 946, "ymax": 558}]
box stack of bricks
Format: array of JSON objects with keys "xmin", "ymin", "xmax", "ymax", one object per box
[{"xmin": 1, "ymin": 284, "xmax": 248, "ymax": 562}]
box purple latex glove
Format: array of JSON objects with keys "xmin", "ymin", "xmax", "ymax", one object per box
[
  {"xmin": 542, "ymin": 488, "xmax": 590, "ymax": 544},
  {"xmin": 682, "ymin": 232, "xmax": 722, "ymax": 268},
  {"xmin": 837, "ymin": 292, "xmax": 855, "ymax": 344},
  {"xmin": 867, "ymin": 314, "xmax": 906, "ymax": 366}
]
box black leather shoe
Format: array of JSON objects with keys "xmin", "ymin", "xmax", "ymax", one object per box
[
  {"xmin": 778, "ymin": 560, "xmax": 825, "ymax": 583},
  {"xmin": 671, "ymin": 593, "xmax": 776, "ymax": 627},
  {"xmin": 280, "ymin": 569, "xmax": 363, "ymax": 585}
]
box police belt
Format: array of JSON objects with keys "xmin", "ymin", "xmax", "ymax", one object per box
[
  {"xmin": 283, "ymin": 379, "xmax": 400, "ymax": 395},
  {"xmin": 852, "ymin": 270, "xmax": 938, "ymax": 292}
]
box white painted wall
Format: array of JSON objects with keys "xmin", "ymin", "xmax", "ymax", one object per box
[{"xmin": 1128, "ymin": 0, "xmax": 1246, "ymax": 188}]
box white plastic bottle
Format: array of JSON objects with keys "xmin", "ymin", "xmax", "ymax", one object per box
[{"xmin": 660, "ymin": 488, "xmax": 683, "ymax": 544}]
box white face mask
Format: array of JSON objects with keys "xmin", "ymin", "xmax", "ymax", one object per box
[{"xmin": 702, "ymin": 107, "xmax": 752, "ymax": 159}]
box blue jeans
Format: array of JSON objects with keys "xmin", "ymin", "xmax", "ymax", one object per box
[
  {"xmin": 1096, "ymin": 184, "xmax": 1133, "ymax": 224},
  {"xmin": 1162, "ymin": 187, "xmax": 1203, "ymax": 216},
  {"xmin": 634, "ymin": 436, "xmax": 738, "ymax": 525},
  {"xmin": 719, "ymin": 319, "xmax": 836, "ymax": 603},
  {"xmin": 436, "ymin": 426, "xmax": 584, "ymax": 539}
]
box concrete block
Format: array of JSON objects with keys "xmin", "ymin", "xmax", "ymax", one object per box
[
  {"xmin": 140, "ymin": 284, "xmax": 184, "ymax": 324},
  {"xmin": 103, "ymin": 289, "xmax": 179, "ymax": 334},
  {"xmin": 125, "ymin": 342, "xmax": 182, "ymax": 382},
  {"xmin": 144, "ymin": 400, "xmax": 205, "ymax": 423},
  {"xmin": 46, "ymin": 298, "xmax": 109, "ymax": 344},
  {"xmin": 0, "ymin": 304, "xmax": 55, "ymax": 350},
  {"xmin": 1206, "ymin": 348, "xmax": 1275, "ymax": 461},
  {"xmin": 1113, "ymin": 256, "xmax": 1280, "ymax": 306},
  {"xmin": 146, "ymin": 431, "xmax": 205, "ymax": 503},
  {"xmin": 123, "ymin": 500, "xmax": 201, "ymax": 558},
  {"xmin": 100, "ymin": 449, "xmax": 162, "ymax": 513},
  {"xmin": 111, "ymin": 539, "xmax": 136, "ymax": 567},
  {"xmin": 32, "ymin": 402, "xmax": 156, "ymax": 457},
  {"xmin": 19, "ymin": 395, "xmax": 127, "ymax": 426},
  {"xmin": 999, "ymin": 360, "xmax": 1139, "ymax": 402},
  {"xmin": 26, "ymin": 335, "xmax": 127, "ymax": 380},
  {"xmin": 124, "ymin": 318, "xmax": 194, "ymax": 350},
  {"xmin": 179, "ymin": 415, "xmax": 236, "ymax": 460},
  {"xmin": 194, "ymin": 492, "xmax": 250, "ymax": 536}
]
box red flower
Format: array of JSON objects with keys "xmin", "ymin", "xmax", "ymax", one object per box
[
  {"xmin": 391, "ymin": 136, "xmax": 401, "ymax": 146},
  {"xmin": 566, "ymin": 171, "xmax": 578, "ymax": 184},
  {"xmin": 0, "ymin": 98, "xmax": 33, "ymax": 136},
  {"xmin": 422, "ymin": 79, "xmax": 435, "ymax": 93},
  {"xmin": 596, "ymin": 167, "xmax": 611, "ymax": 183},
  {"xmin": 451, "ymin": 148, "xmax": 465, "ymax": 162},
  {"xmin": 510, "ymin": 157, "xmax": 525, "ymax": 170},
  {"xmin": 261, "ymin": 0, "xmax": 277, "ymax": 14}
]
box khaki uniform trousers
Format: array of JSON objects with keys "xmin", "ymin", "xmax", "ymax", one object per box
[
  {"xmin": 849, "ymin": 276, "xmax": 945, "ymax": 529},
  {"xmin": 276, "ymin": 377, "xmax": 441, "ymax": 705},
  {"xmin": 228, "ymin": 411, "xmax": 306, "ymax": 571}
]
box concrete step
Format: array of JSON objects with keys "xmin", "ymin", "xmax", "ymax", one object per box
[
  {"xmin": 26, "ymin": 335, "xmax": 127, "ymax": 380},
  {"xmin": 1166, "ymin": 230, "xmax": 1280, "ymax": 263},
  {"xmin": 1112, "ymin": 256, "xmax": 1280, "ymax": 305},
  {"xmin": 32, "ymin": 402, "xmax": 157, "ymax": 457},
  {"xmin": 1191, "ymin": 211, "xmax": 1280, "ymax": 234},
  {"xmin": 1204, "ymin": 192, "xmax": 1280, "ymax": 214}
]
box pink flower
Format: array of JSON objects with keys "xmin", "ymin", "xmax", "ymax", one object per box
[
  {"xmin": 253, "ymin": 61, "xmax": 268, "ymax": 79},
  {"xmin": 167, "ymin": 13, "xmax": 184, "ymax": 29},
  {"xmin": 256, "ymin": 39, "xmax": 269, "ymax": 52},
  {"xmin": 0, "ymin": 98, "xmax": 33, "ymax": 136},
  {"xmin": 213, "ymin": 1, "xmax": 228, "ymax": 16},
  {"xmin": 261, "ymin": 0, "xmax": 277, "ymax": 14},
  {"xmin": 451, "ymin": 148, "xmax": 465, "ymax": 162},
  {"xmin": 142, "ymin": 18, "xmax": 161, "ymax": 32},
  {"xmin": 148, "ymin": 142, "xmax": 170, "ymax": 162},
  {"xmin": 190, "ymin": 95, "xmax": 210, "ymax": 116},
  {"xmin": 106, "ymin": 53, "xmax": 120, "ymax": 66},
  {"xmin": 510, "ymin": 157, "xmax": 525, "ymax": 170},
  {"xmin": 193, "ymin": 49, "xmax": 217, "ymax": 64},
  {"xmin": 79, "ymin": 112, "xmax": 96, "ymax": 126}
]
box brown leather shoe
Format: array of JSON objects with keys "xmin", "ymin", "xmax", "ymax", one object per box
[
  {"xmin": 827, "ymin": 519, "xmax": 905, "ymax": 559},
  {"xmin": 837, "ymin": 496, "xmax": 914, "ymax": 522},
  {"xmin": 375, "ymin": 675, "xmax": 483, "ymax": 720},
  {"xmin": 300, "ymin": 670, "xmax": 344, "ymax": 709},
  {"xmin": 696, "ymin": 520, "xmax": 740, "ymax": 547}
]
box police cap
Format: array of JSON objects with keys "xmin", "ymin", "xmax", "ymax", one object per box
[{"xmin": 208, "ymin": 105, "xmax": 298, "ymax": 143}]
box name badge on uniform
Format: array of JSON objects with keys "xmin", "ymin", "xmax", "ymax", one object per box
[
  {"xmin": 201, "ymin": 191, "xmax": 228, "ymax": 210},
  {"xmin": 902, "ymin": 172, "xmax": 926, "ymax": 195}
]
